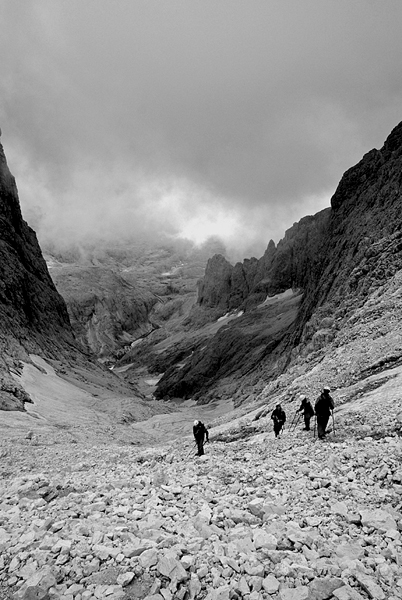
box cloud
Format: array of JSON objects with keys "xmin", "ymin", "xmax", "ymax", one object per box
[{"xmin": 1, "ymin": 0, "xmax": 402, "ymax": 259}]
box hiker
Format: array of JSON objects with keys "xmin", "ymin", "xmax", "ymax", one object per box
[
  {"xmin": 314, "ymin": 387, "xmax": 335, "ymax": 439},
  {"xmin": 296, "ymin": 395, "xmax": 315, "ymax": 431},
  {"xmin": 271, "ymin": 404, "xmax": 286, "ymax": 437},
  {"xmin": 193, "ymin": 420, "xmax": 209, "ymax": 456}
]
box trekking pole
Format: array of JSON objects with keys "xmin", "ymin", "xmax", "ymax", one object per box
[
  {"xmin": 293, "ymin": 413, "xmax": 301, "ymax": 431},
  {"xmin": 289, "ymin": 412, "xmax": 300, "ymax": 433},
  {"xmin": 289, "ymin": 413, "xmax": 298, "ymax": 431},
  {"xmin": 313, "ymin": 415, "xmax": 317, "ymax": 439},
  {"xmin": 331, "ymin": 411, "xmax": 336, "ymax": 436},
  {"xmin": 185, "ymin": 442, "xmax": 197, "ymax": 459}
]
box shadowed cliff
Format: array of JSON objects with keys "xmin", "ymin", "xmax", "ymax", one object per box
[
  {"xmin": 154, "ymin": 122, "xmax": 402, "ymax": 404},
  {"xmin": 0, "ymin": 139, "xmax": 77, "ymax": 409},
  {"xmin": 0, "ymin": 138, "xmax": 151, "ymax": 413}
]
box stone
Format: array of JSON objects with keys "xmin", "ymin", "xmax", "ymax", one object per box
[
  {"xmin": 253, "ymin": 529, "xmax": 277, "ymax": 550},
  {"xmin": 354, "ymin": 572, "xmax": 386, "ymax": 599},
  {"xmin": 244, "ymin": 563, "xmax": 264, "ymax": 577},
  {"xmin": 0, "ymin": 527, "xmax": 10, "ymax": 543},
  {"xmin": 279, "ymin": 586, "xmax": 309, "ymax": 600},
  {"xmin": 123, "ymin": 542, "xmax": 151, "ymax": 557},
  {"xmin": 286, "ymin": 522, "xmax": 312, "ymax": 545},
  {"xmin": 188, "ymin": 575, "xmax": 202, "ymax": 599},
  {"xmin": 17, "ymin": 586, "xmax": 49, "ymax": 600},
  {"xmin": 330, "ymin": 502, "xmax": 348, "ymax": 517},
  {"xmin": 236, "ymin": 576, "xmax": 250, "ymax": 595},
  {"xmin": 333, "ymin": 586, "xmax": 365, "ymax": 600},
  {"xmin": 359, "ymin": 509, "xmax": 397, "ymax": 533},
  {"xmin": 116, "ymin": 572, "xmax": 135, "ymax": 586},
  {"xmin": 307, "ymin": 577, "xmax": 344, "ymax": 599},
  {"xmin": 157, "ymin": 554, "xmax": 187, "ymax": 582},
  {"xmin": 262, "ymin": 574, "xmax": 280, "ymax": 594},
  {"xmin": 17, "ymin": 567, "xmax": 58, "ymax": 599},
  {"xmin": 248, "ymin": 498, "xmax": 266, "ymax": 519},
  {"xmin": 335, "ymin": 543, "xmax": 365, "ymax": 560},
  {"xmin": 205, "ymin": 586, "xmax": 231, "ymax": 600},
  {"xmin": 139, "ymin": 548, "xmax": 159, "ymax": 569}
]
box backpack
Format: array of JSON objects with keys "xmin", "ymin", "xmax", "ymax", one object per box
[{"xmin": 193, "ymin": 422, "xmax": 205, "ymax": 438}]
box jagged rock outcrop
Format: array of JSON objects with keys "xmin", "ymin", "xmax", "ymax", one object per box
[
  {"xmin": 0, "ymin": 140, "xmax": 76, "ymax": 410},
  {"xmin": 196, "ymin": 210, "xmax": 330, "ymax": 314},
  {"xmin": 197, "ymin": 254, "xmax": 234, "ymax": 310},
  {"xmin": 155, "ymin": 122, "xmax": 402, "ymax": 403},
  {"xmin": 294, "ymin": 121, "xmax": 402, "ymax": 349}
]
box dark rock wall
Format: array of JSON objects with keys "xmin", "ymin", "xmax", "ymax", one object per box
[
  {"xmin": 155, "ymin": 121, "xmax": 402, "ymax": 402},
  {"xmin": 197, "ymin": 121, "xmax": 402, "ymax": 330},
  {"xmin": 0, "ymin": 140, "xmax": 75, "ymax": 409},
  {"xmin": 295, "ymin": 121, "xmax": 402, "ymax": 348},
  {"xmin": 197, "ymin": 254, "xmax": 234, "ymax": 309},
  {"xmin": 155, "ymin": 292, "xmax": 301, "ymax": 401},
  {"xmin": 197, "ymin": 208, "xmax": 330, "ymax": 314},
  {"xmin": 0, "ymin": 142, "xmax": 72, "ymax": 337}
]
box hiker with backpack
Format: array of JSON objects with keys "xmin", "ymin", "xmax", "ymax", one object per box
[
  {"xmin": 314, "ymin": 387, "xmax": 335, "ymax": 439},
  {"xmin": 271, "ymin": 404, "xmax": 286, "ymax": 438},
  {"xmin": 193, "ymin": 420, "xmax": 209, "ymax": 456},
  {"xmin": 296, "ymin": 394, "xmax": 315, "ymax": 431}
]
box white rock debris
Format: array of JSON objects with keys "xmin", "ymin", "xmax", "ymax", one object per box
[{"xmin": 0, "ymin": 429, "xmax": 402, "ymax": 600}]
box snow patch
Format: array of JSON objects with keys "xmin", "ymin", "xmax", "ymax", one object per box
[
  {"xmin": 258, "ymin": 288, "xmax": 297, "ymax": 308},
  {"xmin": 217, "ymin": 310, "xmax": 244, "ymax": 322}
]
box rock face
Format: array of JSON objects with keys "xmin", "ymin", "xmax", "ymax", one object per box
[
  {"xmin": 45, "ymin": 238, "xmax": 222, "ymax": 361},
  {"xmin": 199, "ymin": 121, "xmax": 402, "ymax": 322},
  {"xmin": 48, "ymin": 263, "xmax": 156, "ymax": 360},
  {"xmin": 0, "ymin": 141, "xmax": 75, "ymax": 410},
  {"xmin": 197, "ymin": 210, "xmax": 330, "ymax": 314},
  {"xmin": 197, "ymin": 254, "xmax": 239, "ymax": 310},
  {"xmin": 155, "ymin": 122, "xmax": 402, "ymax": 403},
  {"xmin": 154, "ymin": 291, "xmax": 302, "ymax": 402}
]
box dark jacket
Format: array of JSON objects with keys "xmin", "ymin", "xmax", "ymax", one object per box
[
  {"xmin": 315, "ymin": 391, "xmax": 334, "ymax": 417},
  {"xmin": 298, "ymin": 399, "xmax": 315, "ymax": 417},
  {"xmin": 193, "ymin": 421, "xmax": 209, "ymax": 442},
  {"xmin": 271, "ymin": 407, "xmax": 286, "ymax": 424}
]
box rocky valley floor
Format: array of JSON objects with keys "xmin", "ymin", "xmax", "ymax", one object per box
[{"xmin": 1, "ymin": 386, "xmax": 402, "ymax": 600}]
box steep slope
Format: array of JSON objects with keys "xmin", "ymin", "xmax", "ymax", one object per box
[
  {"xmin": 0, "ymin": 136, "xmax": 168, "ymax": 429},
  {"xmin": 197, "ymin": 208, "xmax": 330, "ymax": 314},
  {"xmin": 296, "ymin": 122, "xmax": 402, "ymax": 342},
  {"xmin": 1, "ymin": 369, "xmax": 402, "ymax": 599},
  {"xmin": 154, "ymin": 290, "xmax": 302, "ymax": 402},
  {"xmin": 154, "ymin": 122, "xmax": 402, "ymax": 405},
  {"xmin": 0, "ymin": 138, "xmax": 75, "ymax": 410}
]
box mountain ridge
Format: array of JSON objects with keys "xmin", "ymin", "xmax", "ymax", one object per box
[
  {"xmin": 153, "ymin": 121, "xmax": 402, "ymax": 405},
  {"xmin": 0, "ymin": 138, "xmax": 165, "ymax": 420},
  {"xmin": 0, "ymin": 139, "xmax": 76, "ymax": 410}
]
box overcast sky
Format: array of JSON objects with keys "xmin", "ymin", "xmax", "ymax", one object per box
[{"xmin": 1, "ymin": 1, "xmax": 402, "ymax": 260}]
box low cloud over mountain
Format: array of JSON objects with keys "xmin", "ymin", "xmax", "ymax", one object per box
[{"xmin": 1, "ymin": 1, "xmax": 402, "ymax": 259}]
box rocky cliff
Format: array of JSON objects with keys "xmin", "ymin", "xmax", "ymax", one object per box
[
  {"xmin": 0, "ymin": 139, "xmax": 76, "ymax": 410},
  {"xmin": 46, "ymin": 238, "xmax": 225, "ymax": 364},
  {"xmin": 197, "ymin": 209, "xmax": 330, "ymax": 315},
  {"xmin": 48, "ymin": 262, "xmax": 156, "ymax": 361},
  {"xmin": 293, "ymin": 121, "xmax": 402, "ymax": 349},
  {"xmin": 155, "ymin": 122, "xmax": 402, "ymax": 404},
  {"xmin": 0, "ymin": 137, "xmax": 164, "ymax": 416}
]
